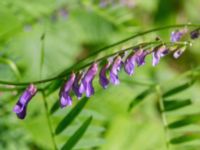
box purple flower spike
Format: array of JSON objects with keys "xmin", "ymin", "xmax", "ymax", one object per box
[
  {"xmin": 59, "ymin": 73, "xmax": 76, "ymax": 108},
  {"xmin": 173, "ymin": 47, "xmax": 186, "ymax": 59},
  {"xmin": 152, "ymin": 45, "xmax": 168, "ymax": 66},
  {"xmin": 79, "ymin": 63, "xmax": 98, "ymax": 97},
  {"xmin": 73, "ymin": 72, "xmax": 83, "ymax": 99},
  {"xmin": 99, "ymin": 60, "xmax": 111, "ymax": 89},
  {"xmin": 110, "ymin": 56, "xmax": 122, "ymax": 84},
  {"xmin": 171, "ymin": 29, "xmax": 187, "ymax": 42},
  {"xmin": 13, "ymin": 84, "xmax": 37, "ymax": 119}
]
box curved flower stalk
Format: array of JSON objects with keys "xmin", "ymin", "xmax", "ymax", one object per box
[
  {"xmin": 13, "ymin": 84, "xmax": 37, "ymax": 119},
  {"xmin": 4, "ymin": 25, "xmax": 199, "ymax": 119}
]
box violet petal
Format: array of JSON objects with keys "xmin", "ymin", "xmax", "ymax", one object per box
[
  {"xmin": 99, "ymin": 61, "xmax": 111, "ymax": 89},
  {"xmin": 152, "ymin": 45, "xmax": 168, "ymax": 66},
  {"xmin": 13, "ymin": 84, "xmax": 37, "ymax": 119},
  {"xmin": 59, "ymin": 73, "xmax": 75, "ymax": 108},
  {"xmin": 135, "ymin": 49, "xmax": 148, "ymax": 66},
  {"xmin": 72, "ymin": 73, "xmax": 83, "ymax": 99},
  {"xmin": 110, "ymin": 56, "xmax": 122, "ymax": 84},
  {"xmin": 171, "ymin": 29, "xmax": 187, "ymax": 42},
  {"xmin": 173, "ymin": 47, "xmax": 186, "ymax": 59},
  {"xmin": 79, "ymin": 63, "xmax": 98, "ymax": 97}
]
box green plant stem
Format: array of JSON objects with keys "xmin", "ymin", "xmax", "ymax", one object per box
[
  {"xmin": 76, "ymin": 24, "xmax": 200, "ymax": 63},
  {"xmin": 40, "ymin": 32, "xmax": 45, "ymax": 80},
  {"xmin": 0, "ymin": 38, "xmax": 189, "ymax": 86},
  {"xmin": 156, "ymin": 85, "xmax": 170, "ymax": 150},
  {"xmin": 0, "ymin": 58, "xmax": 21, "ymax": 80},
  {"xmin": 41, "ymin": 91, "xmax": 58, "ymax": 150}
]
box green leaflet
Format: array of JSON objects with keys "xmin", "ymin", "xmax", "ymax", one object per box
[
  {"xmin": 45, "ymin": 79, "xmax": 63, "ymax": 97},
  {"xmin": 55, "ymin": 97, "xmax": 89, "ymax": 135},
  {"xmin": 0, "ymin": 58, "xmax": 21, "ymax": 80},
  {"xmin": 170, "ymin": 132, "xmax": 200, "ymax": 144},
  {"xmin": 61, "ymin": 116, "xmax": 93, "ymax": 150},
  {"xmin": 163, "ymin": 81, "xmax": 194, "ymax": 98},
  {"xmin": 168, "ymin": 113, "xmax": 200, "ymax": 129},
  {"xmin": 163, "ymin": 99, "xmax": 192, "ymax": 112},
  {"xmin": 128, "ymin": 87, "xmax": 153, "ymax": 112},
  {"xmin": 50, "ymin": 100, "xmax": 60, "ymax": 115}
]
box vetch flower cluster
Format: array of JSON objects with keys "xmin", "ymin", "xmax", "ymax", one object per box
[{"xmin": 13, "ymin": 27, "xmax": 200, "ymax": 119}]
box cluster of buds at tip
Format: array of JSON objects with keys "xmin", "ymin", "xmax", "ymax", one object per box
[
  {"xmin": 13, "ymin": 27, "xmax": 199, "ymax": 119},
  {"xmin": 171, "ymin": 27, "xmax": 200, "ymax": 42},
  {"xmin": 190, "ymin": 28, "xmax": 200, "ymax": 39},
  {"xmin": 170, "ymin": 28, "xmax": 188, "ymax": 42}
]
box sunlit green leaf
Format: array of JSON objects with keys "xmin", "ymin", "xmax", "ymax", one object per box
[
  {"xmin": 168, "ymin": 113, "xmax": 200, "ymax": 129},
  {"xmin": 45, "ymin": 79, "xmax": 63, "ymax": 96},
  {"xmin": 0, "ymin": 58, "xmax": 21, "ymax": 80},
  {"xmin": 55, "ymin": 97, "xmax": 89, "ymax": 135},
  {"xmin": 61, "ymin": 116, "xmax": 93, "ymax": 150},
  {"xmin": 170, "ymin": 132, "xmax": 200, "ymax": 144},
  {"xmin": 128, "ymin": 88, "xmax": 153, "ymax": 111},
  {"xmin": 50, "ymin": 100, "xmax": 59, "ymax": 115},
  {"xmin": 163, "ymin": 99, "xmax": 192, "ymax": 112},
  {"xmin": 163, "ymin": 82, "xmax": 194, "ymax": 98}
]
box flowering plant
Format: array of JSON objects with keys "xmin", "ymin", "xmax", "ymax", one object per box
[{"xmin": 0, "ymin": 1, "xmax": 200, "ymax": 150}]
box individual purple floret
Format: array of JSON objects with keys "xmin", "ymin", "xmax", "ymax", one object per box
[
  {"xmin": 110, "ymin": 56, "xmax": 123, "ymax": 85},
  {"xmin": 152, "ymin": 45, "xmax": 168, "ymax": 66},
  {"xmin": 173, "ymin": 46, "xmax": 186, "ymax": 59},
  {"xmin": 124, "ymin": 49, "xmax": 148, "ymax": 75},
  {"xmin": 171, "ymin": 29, "xmax": 187, "ymax": 42},
  {"xmin": 13, "ymin": 84, "xmax": 37, "ymax": 119},
  {"xmin": 79, "ymin": 63, "xmax": 98, "ymax": 97},
  {"xmin": 73, "ymin": 72, "xmax": 83, "ymax": 99},
  {"xmin": 59, "ymin": 73, "xmax": 76, "ymax": 108},
  {"xmin": 190, "ymin": 28, "xmax": 200, "ymax": 39},
  {"xmin": 99, "ymin": 60, "xmax": 111, "ymax": 89},
  {"xmin": 135, "ymin": 49, "xmax": 148, "ymax": 66},
  {"xmin": 124, "ymin": 51, "xmax": 135, "ymax": 75}
]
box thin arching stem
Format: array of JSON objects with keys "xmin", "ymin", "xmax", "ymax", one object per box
[
  {"xmin": 156, "ymin": 85, "xmax": 170, "ymax": 150},
  {"xmin": 77, "ymin": 24, "xmax": 199, "ymax": 62},
  {"xmin": 0, "ymin": 24, "xmax": 199, "ymax": 86},
  {"xmin": 41, "ymin": 91, "xmax": 58, "ymax": 150}
]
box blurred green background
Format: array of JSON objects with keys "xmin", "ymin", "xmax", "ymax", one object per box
[{"xmin": 0, "ymin": 0, "xmax": 200, "ymax": 150}]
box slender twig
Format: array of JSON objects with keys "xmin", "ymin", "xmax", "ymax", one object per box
[
  {"xmin": 41, "ymin": 91, "xmax": 58, "ymax": 150},
  {"xmin": 156, "ymin": 85, "xmax": 170, "ymax": 150}
]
